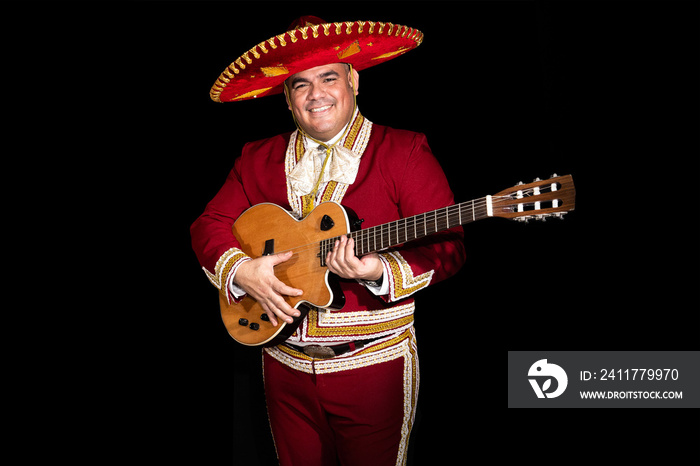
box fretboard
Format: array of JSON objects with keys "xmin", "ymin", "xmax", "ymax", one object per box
[{"xmin": 320, "ymin": 197, "xmax": 489, "ymax": 261}]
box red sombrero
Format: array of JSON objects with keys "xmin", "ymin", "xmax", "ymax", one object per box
[{"xmin": 210, "ymin": 16, "xmax": 423, "ymax": 103}]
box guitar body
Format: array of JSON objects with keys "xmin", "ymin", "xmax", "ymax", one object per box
[{"xmin": 220, "ymin": 202, "xmax": 350, "ymax": 346}]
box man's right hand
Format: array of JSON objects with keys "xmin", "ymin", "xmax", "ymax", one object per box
[{"xmin": 233, "ymin": 251, "xmax": 303, "ymax": 327}]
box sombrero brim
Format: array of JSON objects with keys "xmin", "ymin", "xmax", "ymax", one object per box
[{"xmin": 210, "ymin": 20, "xmax": 423, "ymax": 103}]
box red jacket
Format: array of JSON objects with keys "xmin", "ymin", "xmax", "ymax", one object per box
[{"xmin": 191, "ymin": 114, "xmax": 465, "ymax": 343}]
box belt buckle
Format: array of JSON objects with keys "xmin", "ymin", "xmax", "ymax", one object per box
[{"xmin": 303, "ymin": 345, "xmax": 336, "ymax": 359}]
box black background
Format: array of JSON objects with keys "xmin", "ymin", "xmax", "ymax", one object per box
[{"xmin": 10, "ymin": 1, "xmax": 698, "ymax": 464}]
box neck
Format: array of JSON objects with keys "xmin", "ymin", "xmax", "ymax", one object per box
[{"xmin": 319, "ymin": 198, "xmax": 489, "ymax": 263}]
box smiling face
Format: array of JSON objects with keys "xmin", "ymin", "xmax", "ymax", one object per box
[{"xmin": 285, "ymin": 63, "xmax": 359, "ymax": 142}]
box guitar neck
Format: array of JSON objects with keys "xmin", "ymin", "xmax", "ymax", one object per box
[{"xmin": 327, "ymin": 198, "xmax": 489, "ymax": 257}]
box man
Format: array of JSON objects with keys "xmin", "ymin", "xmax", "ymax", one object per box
[{"xmin": 191, "ymin": 16, "xmax": 466, "ymax": 466}]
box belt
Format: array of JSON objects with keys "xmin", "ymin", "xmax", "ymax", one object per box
[{"xmin": 284, "ymin": 337, "xmax": 381, "ymax": 360}]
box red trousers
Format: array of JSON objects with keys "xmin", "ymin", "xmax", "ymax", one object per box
[{"xmin": 263, "ymin": 344, "xmax": 419, "ymax": 466}]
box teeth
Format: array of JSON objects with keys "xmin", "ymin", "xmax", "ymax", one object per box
[{"xmin": 310, "ymin": 105, "xmax": 331, "ymax": 113}]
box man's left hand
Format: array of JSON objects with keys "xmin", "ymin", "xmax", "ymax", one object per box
[{"xmin": 325, "ymin": 235, "xmax": 383, "ymax": 281}]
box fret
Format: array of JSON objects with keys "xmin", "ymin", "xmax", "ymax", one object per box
[
  {"xmin": 331, "ymin": 197, "xmax": 492, "ymax": 259},
  {"xmin": 437, "ymin": 207, "xmax": 446, "ymax": 231}
]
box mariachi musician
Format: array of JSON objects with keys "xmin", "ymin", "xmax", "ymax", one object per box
[{"xmin": 191, "ymin": 16, "xmax": 466, "ymax": 466}]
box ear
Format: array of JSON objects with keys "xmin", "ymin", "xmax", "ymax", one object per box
[
  {"xmin": 283, "ymin": 82, "xmax": 292, "ymax": 111},
  {"xmin": 349, "ymin": 68, "xmax": 360, "ymax": 96}
]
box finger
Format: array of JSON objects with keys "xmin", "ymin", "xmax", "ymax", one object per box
[
  {"xmin": 269, "ymin": 250, "xmax": 294, "ymax": 266},
  {"xmin": 276, "ymin": 282, "xmax": 303, "ymax": 298},
  {"xmin": 267, "ymin": 289, "xmax": 301, "ymax": 321},
  {"xmin": 327, "ymin": 240, "xmax": 344, "ymax": 274},
  {"xmin": 259, "ymin": 302, "xmax": 279, "ymax": 327},
  {"xmin": 262, "ymin": 297, "xmax": 293, "ymax": 325},
  {"xmin": 334, "ymin": 235, "xmax": 350, "ymax": 262},
  {"xmin": 326, "ymin": 238, "xmax": 340, "ymax": 266},
  {"xmin": 344, "ymin": 237, "xmax": 356, "ymax": 262}
]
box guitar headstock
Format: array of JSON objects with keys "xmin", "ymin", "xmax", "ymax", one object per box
[{"xmin": 488, "ymin": 174, "xmax": 575, "ymax": 222}]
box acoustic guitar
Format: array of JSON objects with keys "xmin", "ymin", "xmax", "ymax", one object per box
[{"xmin": 220, "ymin": 174, "xmax": 575, "ymax": 346}]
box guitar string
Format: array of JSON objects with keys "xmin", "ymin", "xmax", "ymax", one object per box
[
  {"xmin": 264, "ymin": 188, "xmax": 566, "ymax": 259},
  {"xmin": 266, "ymin": 197, "xmax": 494, "ymax": 259}
]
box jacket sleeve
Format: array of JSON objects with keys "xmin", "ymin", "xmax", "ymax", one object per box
[
  {"xmin": 190, "ymin": 155, "xmax": 252, "ymax": 303},
  {"xmin": 378, "ymin": 133, "xmax": 466, "ymax": 303}
]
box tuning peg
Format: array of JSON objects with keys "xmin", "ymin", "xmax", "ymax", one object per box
[
  {"xmin": 533, "ymin": 177, "xmax": 542, "ymax": 182},
  {"xmin": 550, "ymin": 173, "xmax": 558, "ymax": 178}
]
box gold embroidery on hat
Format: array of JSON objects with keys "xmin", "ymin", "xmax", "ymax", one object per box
[
  {"xmin": 242, "ymin": 52, "xmax": 252, "ymax": 64},
  {"xmin": 357, "ymin": 21, "xmax": 365, "ymax": 33},
  {"xmin": 372, "ymin": 46, "xmax": 410, "ymax": 60},
  {"xmin": 276, "ymin": 33, "xmax": 287, "ymax": 47},
  {"xmin": 235, "ymin": 58, "xmax": 246, "ymax": 70},
  {"xmin": 334, "ymin": 22, "xmax": 342, "ymax": 35},
  {"xmin": 250, "ymin": 47, "xmax": 260, "ymax": 59},
  {"xmin": 232, "ymin": 87, "xmax": 272, "ymax": 101},
  {"xmin": 337, "ymin": 40, "xmax": 361, "ymax": 60},
  {"xmin": 267, "ymin": 38, "xmax": 277, "ymax": 50},
  {"xmin": 309, "ymin": 24, "xmax": 320, "ymax": 38},
  {"xmin": 345, "ymin": 21, "xmax": 353, "ymax": 34},
  {"xmin": 261, "ymin": 66, "xmax": 289, "ymax": 77},
  {"xmin": 377, "ymin": 22, "xmax": 385, "ymax": 34}
]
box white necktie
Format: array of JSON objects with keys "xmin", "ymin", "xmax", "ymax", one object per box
[{"xmin": 287, "ymin": 143, "xmax": 362, "ymax": 198}]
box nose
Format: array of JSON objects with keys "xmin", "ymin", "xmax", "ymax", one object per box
[{"xmin": 306, "ymin": 82, "xmax": 326, "ymax": 101}]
